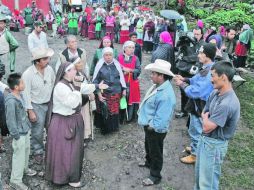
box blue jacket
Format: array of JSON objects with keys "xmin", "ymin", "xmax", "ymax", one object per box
[
  {"xmin": 138, "ymin": 80, "xmax": 176, "ymax": 133},
  {"xmin": 184, "ymin": 63, "xmax": 214, "ymax": 101}
]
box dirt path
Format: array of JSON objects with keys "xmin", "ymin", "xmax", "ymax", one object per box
[{"xmin": 0, "ymin": 31, "xmax": 194, "ymax": 190}]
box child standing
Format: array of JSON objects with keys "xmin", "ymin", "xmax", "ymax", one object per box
[{"xmin": 5, "ymin": 73, "xmax": 37, "ymax": 190}]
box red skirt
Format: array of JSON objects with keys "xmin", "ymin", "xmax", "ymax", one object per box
[
  {"xmin": 88, "ymin": 24, "xmax": 95, "ymax": 40},
  {"xmin": 120, "ymin": 30, "xmax": 129, "ymax": 44}
]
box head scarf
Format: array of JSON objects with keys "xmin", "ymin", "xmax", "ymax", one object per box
[
  {"xmin": 102, "ymin": 47, "xmax": 114, "ymax": 56},
  {"xmin": 45, "ymin": 62, "xmax": 72, "ymax": 129},
  {"xmin": 239, "ymin": 29, "xmax": 253, "ymax": 45},
  {"xmin": 208, "ymin": 34, "xmax": 223, "ymax": 49},
  {"xmin": 99, "ymin": 36, "xmax": 114, "ymax": 49},
  {"xmin": 122, "ymin": 41, "xmax": 135, "ymax": 52},
  {"xmin": 197, "ymin": 19, "xmax": 204, "ymax": 29},
  {"xmin": 160, "ymin": 31, "xmax": 173, "ymax": 45}
]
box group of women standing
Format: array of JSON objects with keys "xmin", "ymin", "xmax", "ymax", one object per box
[{"xmin": 45, "ymin": 36, "xmax": 142, "ymax": 187}]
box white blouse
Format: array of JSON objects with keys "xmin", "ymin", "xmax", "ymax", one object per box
[{"xmin": 52, "ymin": 82, "xmax": 82, "ymax": 116}]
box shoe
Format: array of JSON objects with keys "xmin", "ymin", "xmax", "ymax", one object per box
[
  {"xmin": 180, "ymin": 154, "xmax": 196, "ymax": 164},
  {"xmin": 69, "ymin": 180, "xmax": 86, "ymax": 188},
  {"xmin": 24, "ymin": 168, "xmax": 37, "ymax": 176},
  {"xmin": 175, "ymin": 112, "xmax": 188, "ymax": 118},
  {"xmin": 142, "ymin": 177, "xmax": 161, "ymax": 186},
  {"xmin": 9, "ymin": 182, "xmax": 29, "ymax": 190},
  {"xmin": 184, "ymin": 146, "xmax": 191, "ymax": 154},
  {"xmin": 34, "ymin": 155, "xmax": 43, "ymax": 165},
  {"xmin": 138, "ymin": 161, "xmax": 150, "ymax": 168}
]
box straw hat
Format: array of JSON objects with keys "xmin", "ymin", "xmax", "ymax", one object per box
[
  {"xmin": 145, "ymin": 59, "xmax": 175, "ymax": 77},
  {"xmin": 31, "ymin": 48, "xmax": 54, "ymax": 61}
]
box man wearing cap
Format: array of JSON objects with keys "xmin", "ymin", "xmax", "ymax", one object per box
[
  {"xmin": 175, "ymin": 43, "xmax": 216, "ymax": 164},
  {"xmin": 138, "ymin": 59, "xmax": 176, "ymax": 186},
  {"xmin": 28, "ymin": 21, "xmax": 49, "ymax": 53},
  {"xmin": 0, "ymin": 14, "xmax": 19, "ymax": 73},
  {"xmin": 22, "ymin": 48, "xmax": 55, "ymax": 164}
]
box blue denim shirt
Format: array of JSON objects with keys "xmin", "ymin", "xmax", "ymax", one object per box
[{"xmin": 138, "ymin": 80, "xmax": 176, "ymax": 133}]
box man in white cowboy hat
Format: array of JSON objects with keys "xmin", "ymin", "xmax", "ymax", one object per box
[
  {"xmin": 0, "ymin": 14, "xmax": 19, "ymax": 73},
  {"xmin": 22, "ymin": 47, "xmax": 55, "ymax": 164},
  {"xmin": 138, "ymin": 59, "xmax": 176, "ymax": 186}
]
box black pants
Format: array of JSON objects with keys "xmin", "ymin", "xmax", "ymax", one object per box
[
  {"xmin": 144, "ymin": 126, "xmax": 167, "ymax": 181},
  {"xmin": 180, "ymin": 88, "xmax": 188, "ymax": 114}
]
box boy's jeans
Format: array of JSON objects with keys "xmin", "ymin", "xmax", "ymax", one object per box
[
  {"xmin": 194, "ymin": 136, "xmax": 228, "ymax": 190},
  {"xmin": 10, "ymin": 132, "xmax": 30, "ymax": 184},
  {"xmin": 188, "ymin": 114, "xmax": 203, "ymax": 155}
]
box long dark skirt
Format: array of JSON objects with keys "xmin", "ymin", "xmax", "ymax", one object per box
[
  {"xmin": 68, "ymin": 27, "xmax": 78, "ymax": 35},
  {"xmin": 94, "ymin": 93, "xmax": 121, "ymax": 134},
  {"xmin": 80, "ymin": 22, "xmax": 88, "ymax": 37},
  {"xmin": 95, "ymin": 113, "xmax": 119, "ymax": 134},
  {"xmin": 143, "ymin": 41, "xmax": 154, "ymax": 52},
  {"xmin": 45, "ymin": 113, "xmax": 84, "ymax": 185}
]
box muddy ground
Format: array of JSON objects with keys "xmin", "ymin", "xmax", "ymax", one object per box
[{"xmin": 0, "ymin": 31, "xmax": 194, "ymax": 190}]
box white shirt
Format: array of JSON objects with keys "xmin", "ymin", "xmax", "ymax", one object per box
[
  {"xmin": 120, "ymin": 19, "xmax": 130, "ymax": 31},
  {"xmin": 28, "ymin": 31, "xmax": 48, "ymax": 53},
  {"xmin": 22, "ymin": 64, "xmax": 55, "ymax": 109},
  {"xmin": 52, "ymin": 82, "xmax": 82, "ymax": 116},
  {"xmin": 0, "ymin": 81, "xmax": 8, "ymax": 93}
]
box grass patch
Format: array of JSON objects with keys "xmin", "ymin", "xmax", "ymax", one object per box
[{"xmin": 221, "ymin": 74, "xmax": 254, "ymax": 189}]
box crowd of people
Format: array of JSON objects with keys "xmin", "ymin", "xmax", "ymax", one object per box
[{"xmin": 0, "ymin": 0, "xmax": 253, "ymax": 189}]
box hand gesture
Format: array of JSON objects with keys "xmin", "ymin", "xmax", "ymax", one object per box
[
  {"xmin": 28, "ymin": 110, "xmax": 37, "ymax": 123},
  {"xmin": 98, "ymin": 80, "xmax": 109, "ymax": 90}
]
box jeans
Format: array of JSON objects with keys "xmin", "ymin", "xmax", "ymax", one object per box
[
  {"xmin": 144, "ymin": 126, "xmax": 167, "ymax": 181},
  {"xmin": 194, "ymin": 136, "xmax": 228, "ymax": 190},
  {"xmin": 10, "ymin": 132, "xmax": 30, "ymax": 184},
  {"xmin": 0, "ymin": 172, "xmax": 2, "ymax": 190},
  {"xmin": 30, "ymin": 103, "xmax": 48, "ymax": 156},
  {"xmin": 188, "ymin": 114, "xmax": 203, "ymax": 155}
]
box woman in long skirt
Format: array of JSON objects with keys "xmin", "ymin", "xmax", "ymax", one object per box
[
  {"xmin": 143, "ymin": 17, "xmax": 155, "ymax": 53},
  {"xmin": 45, "ymin": 62, "xmax": 89, "ymax": 188},
  {"xmin": 105, "ymin": 11, "xmax": 115, "ymax": 40},
  {"xmin": 92, "ymin": 47, "xmax": 126, "ymax": 134},
  {"xmin": 120, "ymin": 14, "xmax": 130, "ymax": 44},
  {"xmin": 118, "ymin": 41, "xmax": 141, "ymax": 123},
  {"xmin": 88, "ymin": 14, "xmax": 96, "ymax": 40}
]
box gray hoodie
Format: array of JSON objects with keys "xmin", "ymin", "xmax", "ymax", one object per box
[{"xmin": 5, "ymin": 93, "xmax": 31, "ymax": 140}]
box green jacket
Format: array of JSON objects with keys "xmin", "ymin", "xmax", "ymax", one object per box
[{"xmin": 4, "ymin": 29, "xmax": 19, "ymax": 71}]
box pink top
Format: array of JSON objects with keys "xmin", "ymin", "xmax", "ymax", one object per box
[{"xmin": 106, "ymin": 16, "xmax": 115, "ymax": 27}]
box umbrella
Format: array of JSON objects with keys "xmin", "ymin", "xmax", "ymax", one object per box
[{"xmin": 160, "ymin": 10, "xmax": 182, "ymax": 20}]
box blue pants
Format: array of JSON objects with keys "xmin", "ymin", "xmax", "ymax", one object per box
[
  {"xmin": 194, "ymin": 136, "xmax": 228, "ymax": 190},
  {"xmin": 188, "ymin": 114, "xmax": 203, "ymax": 155}
]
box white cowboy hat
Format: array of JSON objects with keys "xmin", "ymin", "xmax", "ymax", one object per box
[
  {"xmin": 145, "ymin": 59, "xmax": 175, "ymax": 77},
  {"xmin": 31, "ymin": 48, "xmax": 54, "ymax": 61}
]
